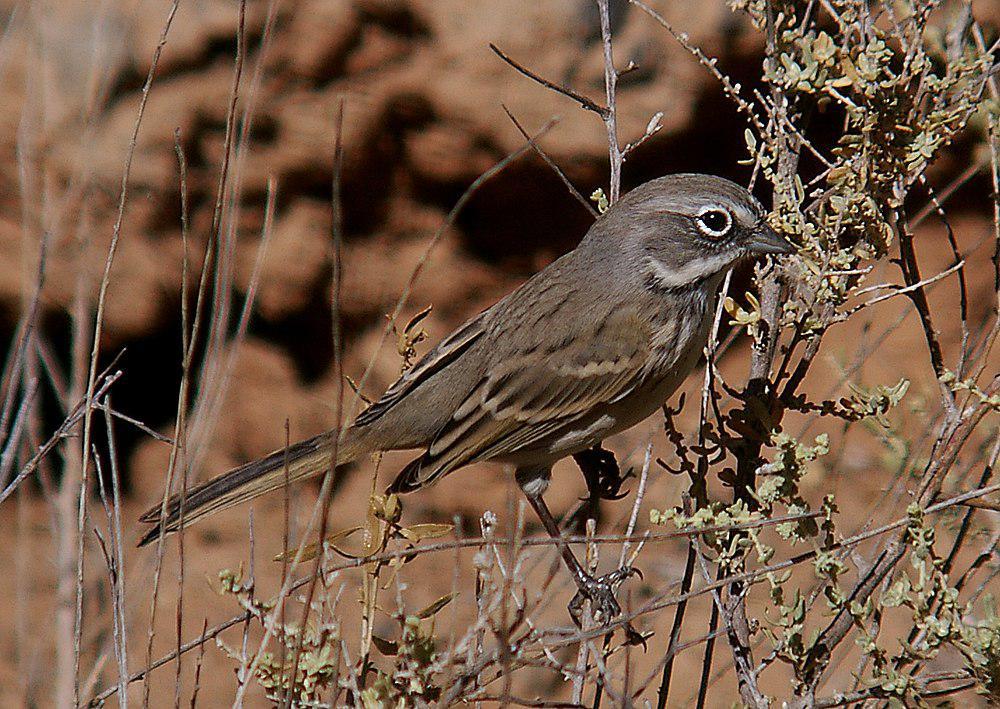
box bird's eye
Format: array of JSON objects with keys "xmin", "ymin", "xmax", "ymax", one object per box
[{"xmin": 695, "ymin": 207, "xmax": 732, "ymax": 238}]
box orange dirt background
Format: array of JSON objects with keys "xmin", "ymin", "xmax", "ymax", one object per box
[{"xmin": 0, "ymin": 0, "xmax": 997, "ymax": 706}]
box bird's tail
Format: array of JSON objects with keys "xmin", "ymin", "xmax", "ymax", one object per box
[{"xmin": 138, "ymin": 428, "xmax": 367, "ymax": 547}]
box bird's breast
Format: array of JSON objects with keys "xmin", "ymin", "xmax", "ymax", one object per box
[
  {"xmin": 645, "ymin": 286, "xmax": 715, "ymax": 376},
  {"xmin": 496, "ymin": 283, "xmax": 720, "ymax": 464},
  {"xmin": 549, "ymin": 287, "xmax": 716, "ymax": 455}
]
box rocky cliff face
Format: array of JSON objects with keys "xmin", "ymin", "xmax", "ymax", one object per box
[
  {"xmin": 0, "ymin": 0, "xmax": 769, "ymax": 489},
  {"xmin": 2, "ymin": 2, "xmax": 995, "ymax": 704}
]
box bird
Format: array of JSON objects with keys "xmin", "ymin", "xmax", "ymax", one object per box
[{"xmin": 139, "ymin": 173, "xmax": 795, "ymax": 622}]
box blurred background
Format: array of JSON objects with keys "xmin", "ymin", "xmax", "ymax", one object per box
[{"xmin": 0, "ymin": 0, "xmax": 997, "ymax": 705}]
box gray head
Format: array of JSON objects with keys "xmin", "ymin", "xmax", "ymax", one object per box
[{"xmin": 587, "ymin": 174, "xmax": 795, "ymax": 291}]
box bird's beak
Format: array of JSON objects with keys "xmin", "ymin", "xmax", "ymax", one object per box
[{"xmin": 748, "ymin": 222, "xmax": 796, "ymax": 255}]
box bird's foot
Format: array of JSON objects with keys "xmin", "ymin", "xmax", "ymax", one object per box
[
  {"xmin": 569, "ymin": 566, "xmax": 652, "ymax": 648},
  {"xmin": 568, "ymin": 571, "xmax": 622, "ymax": 623},
  {"xmin": 573, "ymin": 445, "xmax": 634, "ymax": 501},
  {"xmin": 568, "ymin": 566, "xmax": 647, "ymax": 646}
]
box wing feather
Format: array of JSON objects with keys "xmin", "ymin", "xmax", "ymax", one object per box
[
  {"xmin": 354, "ymin": 311, "xmax": 486, "ymax": 427},
  {"xmin": 390, "ymin": 308, "xmax": 653, "ymax": 491}
]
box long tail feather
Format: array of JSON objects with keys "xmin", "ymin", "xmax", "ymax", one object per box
[{"xmin": 138, "ymin": 429, "xmax": 366, "ymax": 547}]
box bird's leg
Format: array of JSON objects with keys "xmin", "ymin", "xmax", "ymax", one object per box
[
  {"xmin": 573, "ymin": 444, "xmax": 634, "ymax": 502},
  {"xmin": 515, "ymin": 466, "xmax": 628, "ymax": 625}
]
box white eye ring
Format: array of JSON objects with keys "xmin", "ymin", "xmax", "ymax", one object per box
[{"xmin": 695, "ymin": 206, "xmax": 733, "ymax": 238}]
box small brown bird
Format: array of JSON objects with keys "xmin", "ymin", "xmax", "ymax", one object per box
[{"xmin": 140, "ymin": 173, "xmax": 794, "ymax": 621}]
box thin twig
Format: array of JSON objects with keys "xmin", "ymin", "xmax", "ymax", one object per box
[
  {"xmin": 282, "ymin": 96, "xmax": 347, "ymax": 706},
  {"xmin": 0, "ymin": 370, "xmax": 122, "ymax": 505},
  {"xmin": 489, "ymin": 43, "xmax": 608, "ymax": 117},
  {"xmin": 502, "ymin": 104, "xmax": 597, "ymax": 217},
  {"xmin": 76, "ymin": 4, "xmax": 180, "ymax": 703},
  {"xmin": 595, "ymin": 0, "xmax": 623, "ymax": 202},
  {"xmin": 91, "ymin": 478, "xmax": 1000, "ymax": 706}
]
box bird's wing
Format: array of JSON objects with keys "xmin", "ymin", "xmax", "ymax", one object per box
[
  {"xmin": 389, "ymin": 307, "xmax": 652, "ymax": 492},
  {"xmin": 353, "ymin": 311, "xmax": 487, "ymax": 427}
]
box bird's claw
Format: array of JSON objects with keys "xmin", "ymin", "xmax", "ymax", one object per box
[
  {"xmin": 568, "ymin": 566, "xmax": 641, "ymax": 629},
  {"xmin": 568, "ymin": 567, "xmax": 647, "ymax": 646},
  {"xmin": 573, "ymin": 445, "xmax": 634, "ymax": 502},
  {"xmin": 569, "ymin": 574, "xmax": 621, "ymax": 625}
]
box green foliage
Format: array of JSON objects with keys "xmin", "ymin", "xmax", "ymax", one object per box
[
  {"xmin": 215, "ymin": 503, "xmax": 456, "ymax": 705},
  {"xmin": 214, "ymin": 1, "xmax": 997, "ymax": 705},
  {"xmin": 723, "ymin": 291, "xmax": 763, "ymax": 338},
  {"xmin": 735, "ymin": 0, "xmax": 994, "ymax": 346},
  {"xmin": 360, "ymin": 616, "xmax": 442, "ymax": 707},
  {"xmin": 590, "ymin": 187, "xmax": 610, "ymax": 214},
  {"xmin": 850, "ymin": 505, "xmax": 1000, "ymax": 705},
  {"xmin": 941, "ymin": 370, "xmax": 1000, "ymax": 412},
  {"xmin": 700, "ymin": 5, "xmax": 996, "ymax": 700},
  {"xmin": 217, "ymin": 568, "xmax": 341, "ymax": 706}
]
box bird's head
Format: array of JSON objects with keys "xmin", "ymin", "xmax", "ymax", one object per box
[{"xmin": 595, "ymin": 174, "xmax": 795, "ymax": 291}]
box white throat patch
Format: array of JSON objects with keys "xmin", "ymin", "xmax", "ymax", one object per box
[{"xmin": 644, "ymin": 253, "xmax": 735, "ymax": 289}]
